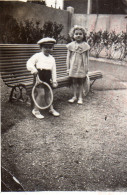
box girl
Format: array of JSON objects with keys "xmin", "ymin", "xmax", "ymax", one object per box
[
  {"xmin": 26, "ymin": 37, "xmax": 60, "ymax": 119},
  {"xmin": 66, "ymin": 25, "xmax": 90, "ymax": 104}
]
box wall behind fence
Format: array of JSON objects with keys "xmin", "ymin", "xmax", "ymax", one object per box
[
  {"xmin": 71, "ymin": 14, "xmax": 127, "ymax": 33},
  {"xmin": 0, "ymin": 1, "xmax": 70, "ymax": 43}
]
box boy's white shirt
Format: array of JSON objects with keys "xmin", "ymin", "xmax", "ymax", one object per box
[{"xmin": 26, "ymin": 52, "xmax": 57, "ymax": 82}]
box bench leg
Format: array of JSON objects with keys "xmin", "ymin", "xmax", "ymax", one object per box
[
  {"xmin": 9, "ymin": 86, "xmax": 21, "ymax": 102},
  {"xmin": 9, "ymin": 87, "xmax": 15, "ymax": 102},
  {"xmin": 9, "ymin": 85, "xmax": 29, "ymax": 103},
  {"xmin": 30, "ymin": 94, "xmax": 34, "ymax": 109},
  {"xmin": 90, "ymin": 80, "xmax": 96, "ymax": 93}
]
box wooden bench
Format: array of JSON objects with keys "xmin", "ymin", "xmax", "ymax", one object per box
[{"xmin": 0, "ymin": 44, "xmax": 103, "ymax": 104}]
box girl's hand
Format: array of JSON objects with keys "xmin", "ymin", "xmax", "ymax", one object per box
[{"xmin": 52, "ymin": 82, "xmax": 58, "ymax": 88}]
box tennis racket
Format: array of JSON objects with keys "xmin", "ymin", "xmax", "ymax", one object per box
[
  {"xmin": 83, "ymin": 74, "xmax": 90, "ymax": 96},
  {"xmin": 32, "ymin": 74, "xmax": 53, "ymax": 110}
]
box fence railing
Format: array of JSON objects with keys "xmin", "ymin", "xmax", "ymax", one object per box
[{"xmin": 87, "ymin": 31, "xmax": 127, "ymax": 61}]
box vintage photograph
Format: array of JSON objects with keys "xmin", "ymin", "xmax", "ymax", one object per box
[{"xmin": 1, "ymin": 0, "xmax": 127, "ymax": 192}]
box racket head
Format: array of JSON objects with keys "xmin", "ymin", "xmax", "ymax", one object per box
[{"xmin": 32, "ymin": 81, "xmax": 53, "ymax": 110}]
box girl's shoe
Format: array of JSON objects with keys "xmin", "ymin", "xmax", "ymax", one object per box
[
  {"xmin": 77, "ymin": 98, "xmax": 83, "ymax": 104},
  {"xmin": 49, "ymin": 109, "xmax": 60, "ymax": 116},
  {"xmin": 32, "ymin": 109, "xmax": 44, "ymax": 119},
  {"xmin": 68, "ymin": 97, "xmax": 77, "ymax": 103}
]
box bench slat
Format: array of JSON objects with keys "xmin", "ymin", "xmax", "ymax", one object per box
[
  {"xmin": 3, "ymin": 78, "xmax": 33, "ymax": 86},
  {"xmin": 1, "ymin": 72, "xmax": 32, "ymax": 78},
  {"xmin": 0, "ymin": 61, "xmax": 66, "ymax": 69}
]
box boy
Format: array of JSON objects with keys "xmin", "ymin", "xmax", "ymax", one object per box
[{"xmin": 26, "ymin": 37, "xmax": 60, "ymax": 119}]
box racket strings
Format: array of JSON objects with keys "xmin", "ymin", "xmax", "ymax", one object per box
[{"xmin": 32, "ymin": 81, "xmax": 53, "ymax": 109}]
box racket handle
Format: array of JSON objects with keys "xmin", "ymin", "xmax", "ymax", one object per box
[
  {"xmin": 33, "ymin": 74, "xmax": 37, "ymax": 85},
  {"xmin": 33, "ymin": 74, "xmax": 42, "ymax": 84}
]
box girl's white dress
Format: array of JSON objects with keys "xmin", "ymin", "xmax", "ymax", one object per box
[{"xmin": 66, "ymin": 41, "xmax": 90, "ymax": 78}]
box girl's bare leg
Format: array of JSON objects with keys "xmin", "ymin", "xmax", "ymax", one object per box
[
  {"xmin": 68, "ymin": 79, "xmax": 77, "ymax": 103},
  {"xmin": 78, "ymin": 83, "xmax": 83, "ymax": 104},
  {"xmin": 73, "ymin": 83, "xmax": 77, "ymax": 98},
  {"xmin": 78, "ymin": 83, "xmax": 83, "ymax": 99}
]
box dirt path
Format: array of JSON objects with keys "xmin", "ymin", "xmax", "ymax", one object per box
[
  {"xmin": 1, "ymin": 87, "xmax": 127, "ymax": 191},
  {"xmin": 1, "ymin": 60, "xmax": 127, "ymax": 191}
]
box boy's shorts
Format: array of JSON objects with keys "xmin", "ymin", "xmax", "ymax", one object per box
[{"xmin": 37, "ymin": 69, "xmax": 51, "ymax": 85}]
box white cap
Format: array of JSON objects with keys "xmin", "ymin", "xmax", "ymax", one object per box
[{"xmin": 37, "ymin": 37, "xmax": 56, "ymax": 45}]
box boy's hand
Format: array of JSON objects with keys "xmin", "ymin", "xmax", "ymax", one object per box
[
  {"xmin": 52, "ymin": 82, "xmax": 58, "ymax": 88},
  {"xmin": 32, "ymin": 69, "xmax": 38, "ymax": 75},
  {"xmin": 86, "ymin": 70, "xmax": 89, "ymax": 75},
  {"xmin": 67, "ymin": 69, "xmax": 70, "ymax": 74}
]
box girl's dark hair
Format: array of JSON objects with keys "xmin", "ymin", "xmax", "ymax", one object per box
[{"xmin": 69, "ymin": 25, "xmax": 87, "ymax": 41}]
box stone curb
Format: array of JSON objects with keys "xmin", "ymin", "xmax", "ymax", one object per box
[{"xmin": 90, "ymin": 57, "xmax": 127, "ymax": 67}]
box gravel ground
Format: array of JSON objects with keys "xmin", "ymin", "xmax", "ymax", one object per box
[{"xmin": 1, "ymin": 60, "xmax": 127, "ymax": 192}]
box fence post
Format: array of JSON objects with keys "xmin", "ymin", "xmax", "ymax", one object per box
[
  {"xmin": 67, "ymin": 6, "xmax": 74, "ymax": 33},
  {"xmin": 87, "ymin": 0, "xmax": 92, "ymax": 14}
]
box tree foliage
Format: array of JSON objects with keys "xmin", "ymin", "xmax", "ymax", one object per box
[{"xmin": 0, "ymin": 15, "xmax": 64, "ymax": 44}]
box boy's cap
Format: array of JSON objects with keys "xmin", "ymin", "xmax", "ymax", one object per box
[{"xmin": 37, "ymin": 37, "xmax": 56, "ymax": 45}]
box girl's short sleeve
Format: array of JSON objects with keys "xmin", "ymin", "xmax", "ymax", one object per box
[{"xmin": 66, "ymin": 42, "xmax": 75, "ymax": 51}]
